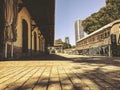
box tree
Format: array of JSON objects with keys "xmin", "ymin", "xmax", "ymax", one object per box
[
  {"xmin": 82, "ymin": 0, "xmax": 120, "ymax": 34},
  {"xmin": 54, "ymin": 39, "xmax": 63, "ymax": 45},
  {"xmin": 62, "ymin": 42, "xmax": 71, "ymax": 49}
]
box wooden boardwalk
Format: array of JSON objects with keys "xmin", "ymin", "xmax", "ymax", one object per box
[{"xmin": 0, "ymin": 54, "xmax": 120, "ymax": 90}]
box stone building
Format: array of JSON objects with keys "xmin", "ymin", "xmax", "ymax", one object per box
[
  {"xmin": 31, "ymin": 20, "xmax": 45, "ymax": 54},
  {"xmin": 0, "ymin": 0, "xmax": 55, "ymax": 59}
]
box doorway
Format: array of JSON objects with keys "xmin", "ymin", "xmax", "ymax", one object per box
[{"xmin": 22, "ymin": 19, "xmax": 28, "ymax": 54}]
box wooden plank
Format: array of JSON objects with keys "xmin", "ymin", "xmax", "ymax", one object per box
[
  {"xmin": 0, "ymin": 67, "xmax": 31, "ymax": 90},
  {"xmin": 58, "ymin": 66, "xmax": 75, "ymax": 90},
  {"xmin": 0, "ymin": 67, "xmax": 12, "ymax": 73},
  {"xmin": 0, "ymin": 66, "xmax": 20, "ymax": 78},
  {"xmin": 72, "ymin": 67, "xmax": 100, "ymax": 90},
  {"xmin": 33, "ymin": 66, "xmax": 52, "ymax": 90},
  {"xmin": 48, "ymin": 66, "xmax": 61, "ymax": 90},
  {"xmin": 0, "ymin": 67, "xmax": 28, "ymax": 84},
  {"xmin": 64, "ymin": 66, "xmax": 84, "ymax": 89},
  {"xmin": 4, "ymin": 67, "xmax": 37, "ymax": 90},
  {"xmin": 21, "ymin": 67, "xmax": 46, "ymax": 90}
]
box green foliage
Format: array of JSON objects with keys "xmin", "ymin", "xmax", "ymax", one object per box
[
  {"xmin": 106, "ymin": 0, "xmax": 120, "ymax": 5},
  {"xmin": 62, "ymin": 42, "xmax": 71, "ymax": 49},
  {"xmin": 82, "ymin": 0, "xmax": 120, "ymax": 34}
]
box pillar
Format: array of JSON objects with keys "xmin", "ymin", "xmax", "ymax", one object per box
[{"xmin": 108, "ymin": 45, "xmax": 111, "ymax": 57}]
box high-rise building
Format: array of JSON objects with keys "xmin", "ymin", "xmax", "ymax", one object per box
[
  {"xmin": 65, "ymin": 37, "xmax": 70, "ymax": 44},
  {"xmin": 75, "ymin": 20, "xmax": 84, "ymax": 42}
]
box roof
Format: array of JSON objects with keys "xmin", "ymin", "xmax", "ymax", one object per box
[
  {"xmin": 76, "ymin": 19, "xmax": 120, "ymax": 43},
  {"xmin": 22, "ymin": 0, "xmax": 55, "ymax": 27},
  {"xmin": 22, "ymin": 0, "xmax": 55, "ymax": 46}
]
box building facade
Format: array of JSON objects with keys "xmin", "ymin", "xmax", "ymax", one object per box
[
  {"xmin": 0, "ymin": 0, "xmax": 55, "ymax": 59},
  {"xmin": 76, "ymin": 20, "xmax": 120, "ymax": 57}
]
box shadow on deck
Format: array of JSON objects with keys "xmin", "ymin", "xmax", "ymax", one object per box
[
  {"xmin": 0, "ymin": 53, "xmax": 70, "ymax": 61},
  {"xmin": 0, "ymin": 54, "xmax": 120, "ymax": 90}
]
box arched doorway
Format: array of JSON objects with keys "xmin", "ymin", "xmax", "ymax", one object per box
[
  {"xmin": 22, "ymin": 19, "xmax": 28, "ymax": 54},
  {"xmin": 34, "ymin": 32, "xmax": 37, "ymax": 51}
]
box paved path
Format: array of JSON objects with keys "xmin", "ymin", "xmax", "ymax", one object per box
[{"xmin": 0, "ymin": 54, "xmax": 120, "ymax": 90}]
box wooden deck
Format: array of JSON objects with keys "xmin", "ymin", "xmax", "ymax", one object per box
[{"xmin": 0, "ymin": 54, "xmax": 120, "ymax": 90}]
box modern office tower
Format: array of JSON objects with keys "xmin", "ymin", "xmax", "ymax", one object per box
[
  {"xmin": 75, "ymin": 20, "xmax": 84, "ymax": 42},
  {"xmin": 65, "ymin": 37, "xmax": 70, "ymax": 44}
]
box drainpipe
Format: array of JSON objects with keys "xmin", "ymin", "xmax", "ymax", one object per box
[
  {"xmin": 108, "ymin": 44, "xmax": 111, "ymax": 57},
  {"xmin": 11, "ymin": 42, "xmax": 14, "ymax": 58},
  {"xmin": 5, "ymin": 42, "xmax": 7, "ymax": 58}
]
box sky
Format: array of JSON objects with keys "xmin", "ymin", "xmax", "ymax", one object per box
[{"xmin": 55, "ymin": 0, "xmax": 106, "ymax": 45}]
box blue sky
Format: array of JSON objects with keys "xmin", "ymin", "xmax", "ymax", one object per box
[{"xmin": 55, "ymin": 0, "xmax": 106, "ymax": 45}]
